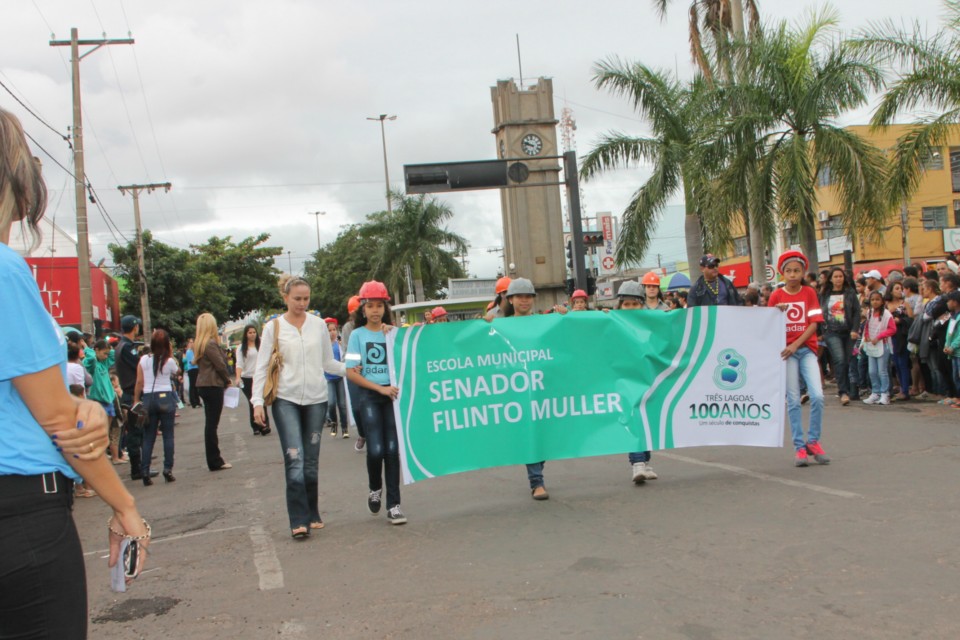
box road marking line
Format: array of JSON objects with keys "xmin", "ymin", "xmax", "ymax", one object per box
[
  {"xmin": 659, "ymin": 452, "xmax": 863, "ymax": 499},
  {"xmin": 84, "ymin": 525, "xmax": 248, "ymax": 557},
  {"xmin": 249, "ymin": 524, "xmax": 284, "ymax": 590}
]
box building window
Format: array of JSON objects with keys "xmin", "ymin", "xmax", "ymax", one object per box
[
  {"xmin": 816, "ymin": 166, "xmax": 833, "ymax": 187},
  {"xmin": 785, "ymin": 225, "xmax": 799, "ymax": 246},
  {"xmin": 922, "ymin": 206, "xmax": 948, "ymax": 230},
  {"xmin": 923, "ymin": 148, "xmax": 944, "ymax": 171},
  {"xmin": 732, "ymin": 236, "xmax": 749, "ymax": 257},
  {"xmin": 822, "ymin": 216, "xmax": 846, "ymax": 240},
  {"xmin": 954, "ymin": 200, "xmax": 960, "ymax": 226},
  {"xmin": 951, "ymin": 148, "xmax": 960, "ymax": 192}
]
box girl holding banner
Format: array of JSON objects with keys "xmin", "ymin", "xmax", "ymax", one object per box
[
  {"xmin": 616, "ymin": 279, "xmax": 661, "ymax": 484},
  {"xmin": 503, "ymin": 278, "xmax": 551, "ymax": 501},
  {"xmin": 346, "ymin": 281, "xmax": 407, "ymax": 525}
]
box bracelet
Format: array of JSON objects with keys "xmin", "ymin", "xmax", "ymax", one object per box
[{"xmin": 107, "ymin": 517, "xmax": 152, "ymax": 541}]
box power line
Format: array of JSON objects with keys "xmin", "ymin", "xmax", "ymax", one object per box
[{"xmin": 0, "ymin": 76, "xmax": 70, "ymax": 143}]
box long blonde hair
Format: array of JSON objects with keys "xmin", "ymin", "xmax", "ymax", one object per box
[{"xmin": 193, "ymin": 313, "xmax": 220, "ymax": 362}]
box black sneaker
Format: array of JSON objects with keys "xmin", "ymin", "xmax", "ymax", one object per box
[
  {"xmin": 386, "ymin": 505, "xmax": 407, "ymax": 525},
  {"xmin": 368, "ymin": 489, "xmax": 382, "ymax": 515}
]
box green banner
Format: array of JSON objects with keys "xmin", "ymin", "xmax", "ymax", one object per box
[{"xmin": 389, "ymin": 307, "xmax": 786, "ymax": 483}]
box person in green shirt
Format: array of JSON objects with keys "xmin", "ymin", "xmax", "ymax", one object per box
[{"xmin": 83, "ymin": 339, "xmax": 117, "ymax": 412}]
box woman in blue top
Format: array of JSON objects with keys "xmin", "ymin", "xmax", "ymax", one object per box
[
  {"xmin": 0, "ymin": 108, "xmax": 149, "ymax": 638},
  {"xmin": 346, "ymin": 281, "xmax": 406, "ymax": 525}
]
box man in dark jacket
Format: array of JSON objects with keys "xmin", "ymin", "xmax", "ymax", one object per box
[
  {"xmin": 687, "ymin": 254, "xmax": 743, "ymax": 307},
  {"xmin": 116, "ymin": 315, "xmax": 149, "ymax": 479}
]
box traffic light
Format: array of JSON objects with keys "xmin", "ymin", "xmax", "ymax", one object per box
[
  {"xmin": 566, "ymin": 240, "xmax": 574, "ymax": 271},
  {"xmin": 586, "ymin": 276, "xmax": 597, "ymax": 296},
  {"xmin": 565, "ymin": 278, "xmax": 575, "ymax": 296},
  {"xmin": 582, "ymin": 232, "xmax": 603, "ymax": 246}
]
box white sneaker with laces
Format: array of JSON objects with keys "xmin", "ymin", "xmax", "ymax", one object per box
[
  {"xmin": 386, "ymin": 505, "xmax": 407, "ymax": 525},
  {"xmin": 863, "ymin": 394, "xmax": 880, "ymax": 405},
  {"xmin": 632, "ymin": 462, "xmax": 658, "ymax": 483},
  {"xmin": 879, "ymin": 393, "xmax": 890, "ymax": 405}
]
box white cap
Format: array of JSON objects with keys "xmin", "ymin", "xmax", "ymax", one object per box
[{"xmin": 864, "ymin": 270, "xmax": 883, "ymax": 280}]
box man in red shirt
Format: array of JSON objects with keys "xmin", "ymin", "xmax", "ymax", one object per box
[{"xmin": 768, "ymin": 251, "xmax": 829, "ymax": 468}]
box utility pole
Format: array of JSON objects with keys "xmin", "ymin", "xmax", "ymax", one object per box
[
  {"xmin": 118, "ymin": 182, "xmax": 171, "ymax": 338},
  {"xmin": 900, "ymin": 203, "xmax": 910, "ymax": 266},
  {"xmin": 287, "ymin": 250, "xmax": 293, "ymax": 274},
  {"xmin": 51, "ymin": 29, "xmax": 134, "ymax": 335},
  {"xmin": 307, "ymin": 211, "xmax": 325, "ymax": 253},
  {"xmin": 367, "ymin": 114, "xmax": 397, "ymax": 213}
]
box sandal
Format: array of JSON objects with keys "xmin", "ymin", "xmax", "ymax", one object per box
[
  {"xmin": 260, "ymin": 427, "xmax": 271, "ymax": 435},
  {"xmin": 310, "ymin": 520, "xmax": 324, "ymax": 530},
  {"xmin": 291, "ymin": 526, "xmax": 309, "ymax": 539}
]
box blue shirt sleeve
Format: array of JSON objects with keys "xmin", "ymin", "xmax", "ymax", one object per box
[{"xmin": 0, "ymin": 260, "xmax": 65, "ymax": 380}]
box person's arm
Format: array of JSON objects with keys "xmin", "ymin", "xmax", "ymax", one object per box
[
  {"xmin": 133, "ymin": 362, "xmax": 144, "ymax": 404},
  {"xmin": 83, "ymin": 346, "xmax": 96, "ymax": 372},
  {"xmin": 320, "ymin": 329, "xmax": 346, "ymax": 378},
  {"xmin": 234, "ymin": 347, "xmax": 244, "ymax": 386},
  {"xmin": 875, "ymin": 316, "xmax": 897, "ymax": 341},
  {"xmin": 106, "ymin": 347, "xmax": 116, "ymax": 369},
  {"xmin": 782, "ymin": 321, "xmax": 818, "ymax": 359},
  {"xmin": 13, "ymin": 367, "xmax": 149, "ymax": 570},
  {"xmin": 848, "ymin": 291, "xmax": 862, "ymax": 339},
  {"xmin": 251, "ymin": 322, "xmax": 274, "ymax": 408}
]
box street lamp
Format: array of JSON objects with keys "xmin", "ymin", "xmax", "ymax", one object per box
[
  {"xmin": 366, "ymin": 114, "xmax": 397, "ymax": 213},
  {"xmin": 308, "ymin": 211, "xmax": 326, "ymax": 252}
]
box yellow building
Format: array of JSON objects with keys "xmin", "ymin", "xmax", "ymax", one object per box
[{"xmin": 798, "ymin": 124, "xmax": 960, "ymax": 273}]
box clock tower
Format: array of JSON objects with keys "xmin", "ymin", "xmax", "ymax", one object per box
[{"xmin": 491, "ymin": 78, "xmax": 566, "ymax": 307}]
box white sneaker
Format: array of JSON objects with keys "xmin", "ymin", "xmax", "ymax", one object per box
[
  {"xmin": 863, "ymin": 394, "xmax": 880, "ymax": 405},
  {"xmin": 631, "ymin": 462, "xmax": 658, "ymax": 484},
  {"xmin": 879, "ymin": 393, "xmax": 890, "ymax": 405}
]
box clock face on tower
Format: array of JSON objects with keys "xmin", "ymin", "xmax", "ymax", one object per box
[{"xmin": 521, "ymin": 133, "xmax": 543, "ymax": 156}]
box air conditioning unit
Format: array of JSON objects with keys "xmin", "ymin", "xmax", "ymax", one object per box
[
  {"xmin": 783, "ymin": 220, "xmax": 793, "ymax": 230},
  {"xmin": 817, "ymin": 210, "xmax": 830, "ymax": 223}
]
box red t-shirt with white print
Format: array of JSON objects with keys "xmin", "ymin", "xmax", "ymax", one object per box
[{"xmin": 768, "ymin": 285, "xmax": 823, "ymax": 352}]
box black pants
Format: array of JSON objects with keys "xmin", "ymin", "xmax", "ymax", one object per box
[
  {"xmin": 0, "ymin": 473, "xmax": 87, "ymax": 639},
  {"xmin": 240, "ymin": 377, "xmax": 269, "ymax": 433},
  {"xmin": 187, "ymin": 369, "xmax": 201, "ymax": 407},
  {"xmin": 357, "ymin": 387, "xmax": 400, "ymax": 509},
  {"xmin": 198, "ymin": 387, "xmax": 226, "ymax": 470}
]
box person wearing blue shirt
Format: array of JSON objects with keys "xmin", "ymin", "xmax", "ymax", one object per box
[
  {"xmin": 0, "ymin": 108, "xmax": 149, "ymax": 638},
  {"xmin": 324, "ymin": 317, "xmax": 349, "ymax": 438},
  {"xmin": 183, "ymin": 338, "xmax": 201, "ymax": 408},
  {"xmin": 346, "ymin": 281, "xmax": 406, "ymax": 525}
]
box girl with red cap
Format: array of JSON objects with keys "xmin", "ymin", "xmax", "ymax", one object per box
[{"xmin": 768, "ymin": 251, "xmax": 830, "ymax": 468}]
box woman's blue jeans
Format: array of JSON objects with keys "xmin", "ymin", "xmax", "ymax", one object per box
[
  {"xmin": 823, "ymin": 331, "xmax": 855, "ymax": 397},
  {"xmin": 325, "ymin": 378, "xmax": 348, "ymax": 428},
  {"xmin": 357, "ymin": 387, "xmax": 401, "ymax": 509},
  {"xmin": 141, "ymin": 392, "xmax": 176, "ymax": 477},
  {"xmin": 867, "ymin": 347, "xmax": 891, "ymax": 395},
  {"xmin": 891, "ymin": 351, "xmax": 911, "ymax": 397},
  {"xmin": 271, "ymin": 398, "xmax": 326, "ymax": 529},
  {"xmin": 786, "ymin": 347, "xmax": 824, "ymax": 450}
]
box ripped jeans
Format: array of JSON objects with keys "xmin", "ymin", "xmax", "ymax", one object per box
[{"xmin": 271, "ymin": 398, "xmax": 327, "ymax": 529}]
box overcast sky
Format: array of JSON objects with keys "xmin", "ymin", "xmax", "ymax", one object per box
[{"xmin": 1, "ymin": 0, "xmax": 947, "ymax": 278}]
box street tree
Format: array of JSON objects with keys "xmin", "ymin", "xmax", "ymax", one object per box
[
  {"xmin": 723, "ymin": 12, "xmax": 891, "ymax": 264},
  {"xmin": 580, "ymin": 60, "xmax": 727, "ymax": 272},
  {"xmin": 853, "ymin": 0, "xmax": 960, "ymax": 210},
  {"xmin": 361, "ymin": 192, "xmax": 468, "ymax": 302}
]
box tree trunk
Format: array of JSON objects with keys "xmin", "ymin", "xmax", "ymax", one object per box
[
  {"xmin": 748, "ymin": 203, "xmax": 767, "ymax": 285},
  {"xmin": 799, "ymin": 212, "xmax": 819, "ymax": 275},
  {"xmin": 684, "ymin": 209, "xmax": 705, "ymax": 283},
  {"xmin": 412, "ymin": 257, "xmax": 425, "ymax": 302}
]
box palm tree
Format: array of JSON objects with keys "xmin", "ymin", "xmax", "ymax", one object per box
[
  {"xmin": 721, "ymin": 12, "xmax": 891, "ymax": 264},
  {"xmin": 652, "ymin": 0, "xmax": 760, "ymax": 84},
  {"xmin": 361, "ymin": 191, "xmax": 469, "ymax": 302},
  {"xmin": 853, "ymin": 0, "xmax": 960, "ymax": 209},
  {"xmin": 580, "ymin": 59, "xmax": 728, "ymax": 272}
]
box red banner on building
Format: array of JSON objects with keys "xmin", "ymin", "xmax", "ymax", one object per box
[{"xmin": 25, "ymin": 258, "xmax": 121, "ymax": 331}]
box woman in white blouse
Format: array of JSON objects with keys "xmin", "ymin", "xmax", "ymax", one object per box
[
  {"xmin": 235, "ymin": 324, "xmax": 270, "ymax": 435},
  {"xmin": 252, "ymin": 275, "xmax": 345, "ymax": 539},
  {"xmin": 133, "ymin": 329, "xmax": 181, "ymax": 485}
]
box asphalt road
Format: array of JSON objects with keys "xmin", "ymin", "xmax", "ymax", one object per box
[{"xmin": 74, "ymin": 389, "xmax": 959, "ymax": 640}]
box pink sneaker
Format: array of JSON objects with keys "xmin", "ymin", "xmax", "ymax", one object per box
[
  {"xmin": 794, "ymin": 448, "xmax": 809, "ymax": 467},
  {"xmin": 805, "ymin": 441, "xmax": 831, "ymax": 465}
]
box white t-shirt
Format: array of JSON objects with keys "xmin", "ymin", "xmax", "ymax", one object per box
[
  {"xmin": 66, "ymin": 362, "xmax": 86, "ymax": 389},
  {"xmin": 139, "ymin": 355, "xmax": 179, "ymax": 393},
  {"xmin": 235, "ymin": 344, "xmax": 260, "ymax": 379}
]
